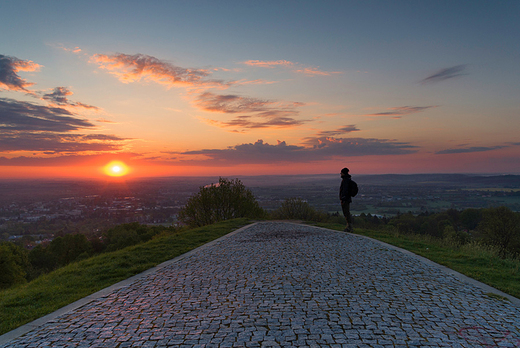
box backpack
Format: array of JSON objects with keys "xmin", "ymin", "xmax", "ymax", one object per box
[{"xmin": 349, "ymin": 180, "xmax": 358, "ymax": 197}]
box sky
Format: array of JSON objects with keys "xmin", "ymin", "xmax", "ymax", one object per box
[{"xmin": 1, "ymin": 0, "xmax": 519, "ymax": 179}]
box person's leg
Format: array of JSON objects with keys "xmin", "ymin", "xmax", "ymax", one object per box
[{"xmin": 341, "ymin": 201, "xmax": 352, "ymax": 232}]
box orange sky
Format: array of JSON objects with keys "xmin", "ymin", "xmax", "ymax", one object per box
[{"xmin": 1, "ymin": 2, "xmax": 519, "ymax": 179}]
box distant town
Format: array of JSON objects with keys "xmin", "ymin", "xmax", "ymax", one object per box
[{"xmin": 1, "ymin": 174, "xmax": 519, "ymax": 246}]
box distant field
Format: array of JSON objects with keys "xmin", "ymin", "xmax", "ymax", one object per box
[{"xmin": 463, "ymin": 188, "xmax": 520, "ymax": 192}]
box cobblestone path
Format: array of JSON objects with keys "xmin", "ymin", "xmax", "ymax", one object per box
[{"xmin": 2, "ymin": 222, "xmax": 520, "ymax": 347}]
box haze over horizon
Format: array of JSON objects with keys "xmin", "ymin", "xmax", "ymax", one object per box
[{"xmin": 1, "ymin": 1, "xmax": 519, "ymax": 179}]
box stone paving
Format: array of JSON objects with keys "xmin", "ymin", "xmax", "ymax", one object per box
[{"xmin": 2, "ymin": 222, "xmax": 520, "ymax": 347}]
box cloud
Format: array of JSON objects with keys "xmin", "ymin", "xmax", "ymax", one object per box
[
  {"xmin": 243, "ymin": 60, "xmax": 296, "ymax": 68},
  {"xmin": 195, "ymin": 92, "xmax": 308, "ymax": 130},
  {"xmin": 242, "ymin": 59, "xmax": 341, "ymax": 76},
  {"xmin": 294, "ymin": 66, "xmax": 342, "ymax": 76},
  {"xmin": 421, "ymin": 65, "xmax": 468, "ymax": 84},
  {"xmin": 42, "ymin": 87, "xmax": 99, "ymax": 110},
  {"xmin": 0, "ymin": 133, "xmax": 127, "ymax": 153},
  {"xmin": 0, "ymin": 152, "xmax": 140, "ymax": 166},
  {"xmin": 203, "ymin": 115, "xmax": 306, "ymax": 130},
  {"xmin": 436, "ymin": 145, "xmax": 507, "ymax": 154},
  {"xmin": 0, "ymin": 97, "xmax": 95, "ymax": 132},
  {"xmin": 0, "ymin": 54, "xmax": 42, "ymax": 93},
  {"xmin": 316, "ymin": 125, "xmax": 360, "ymax": 137},
  {"xmin": 181, "ymin": 137, "xmax": 417, "ymax": 164},
  {"xmin": 364, "ymin": 106, "xmax": 437, "ymax": 118},
  {"xmin": 91, "ymin": 53, "xmax": 227, "ymax": 89}
]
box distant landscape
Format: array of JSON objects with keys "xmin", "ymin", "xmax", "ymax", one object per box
[{"xmin": 1, "ymin": 173, "xmax": 519, "ymax": 243}]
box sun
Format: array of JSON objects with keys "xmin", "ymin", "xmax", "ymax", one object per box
[{"xmin": 103, "ymin": 161, "xmax": 130, "ymax": 177}]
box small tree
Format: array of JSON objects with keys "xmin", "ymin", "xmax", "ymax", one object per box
[
  {"xmin": 478, "ymin": 206, "xmax": 520, "ymax": 258},
  {"xmin": 0, "ymin": 242, "xmax": 29, "ymax": 289},
  {"xmin": 271, "ymin": 197, "xmax": 327, "ymax": 222},
  {"xmin": 178, "ymin": 177, "xmax": 265, "ymax": 227}
]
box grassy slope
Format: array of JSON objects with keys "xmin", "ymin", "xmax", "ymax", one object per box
[
  {"xmin": 2, "ymin": 218, "xmax": 519, "ymax": 336},
  {"xmin": 313, "ymin": 222, "xmax": 520, "ymax": 299},
  {"xmin": 0, "ymin": 218, "xmax": 250, "ymax": 336}
]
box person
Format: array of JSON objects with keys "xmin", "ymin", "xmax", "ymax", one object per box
[{"xmin": 339, "ymin": 167, "xmax": 354, "ymax": 232}]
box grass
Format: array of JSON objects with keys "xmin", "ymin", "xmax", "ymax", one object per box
[
  {"xmin": 0, "ymin": 218, "xmax": 250, "ymax": 336},
  {"xmin": 313, "ymin": 222, "xmax": 520, "ymax": 299}
]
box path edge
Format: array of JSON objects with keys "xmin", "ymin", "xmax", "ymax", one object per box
[
  {"xmin": 0, "ymin": 222, "xmax": 260, "ymax": 346},
  {"xmin": 311, "ymin": 223, "xmax": 520, "ymax": 306}
]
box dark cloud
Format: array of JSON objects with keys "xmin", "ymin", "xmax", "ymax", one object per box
[
  {"xmin": 181, "ymin": 137, "xmax": 417, "ymax": 164},
  {"xmin": 206, "ymin": 115, "xmax": 306, "ymax": 130},
  {"xmin": 365, "ymin": 106, "xmax": 437, "ymax": 118},
  {"xmin": 436, "ymin": 146, "xmax": 506, "ymax": 154},
  {"xmin": 196, "ymin": 92, "xmax": 307, "ymax": 130},
  {"xmin": 196, "ymin": 92, "xmax": 276, "ymax": 113},
  {"xmin": 0, "ymin": 153, "xmax": 139, "ymax": 166},
  {"xmin": 0, "ymin": 54, "xmax": 41, "ymax": 92},
  {"xmin": 0, "ymin": 98, "xmax": 94, "ymax": 132},
  {"xmin": 42, "ymin": 87, "xmax": 99, "ymax": 110},
  {"xmin": 316, "ymin": 125, "xmax": 360, "ymax": 137},
  {"xmin": 421, "ymin": 65, "xmax": 468, "ymax": 84},
  {"xmin": 0, "ymin": 133, "xmax": 127, "ymax": 153}
]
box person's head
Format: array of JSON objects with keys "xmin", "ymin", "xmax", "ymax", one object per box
[{"xmin": 341, "ymin": 167, "xmax": 349, "ymax": 177}]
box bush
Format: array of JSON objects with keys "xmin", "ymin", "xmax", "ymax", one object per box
[
  {"xmin": 271, "ymin": 197, "xmax": 327, "ymax": 221},
  {"xmin": 178, "ymin": 178, "xmax": 265, "ymax": 227}
]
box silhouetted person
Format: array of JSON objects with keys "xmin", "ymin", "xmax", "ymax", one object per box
[{"xmin": 339, "ymin": 167, "xmax": 357, "ymax": 232}]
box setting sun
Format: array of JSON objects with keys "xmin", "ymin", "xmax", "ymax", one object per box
[{"xmin": 103, "ymin": 161, "xmax": 130, "ymax": 177}]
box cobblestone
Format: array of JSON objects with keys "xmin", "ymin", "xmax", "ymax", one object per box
[{"xmin": 2, "ymin": 222, "xmax": 520, "ymax": 347}]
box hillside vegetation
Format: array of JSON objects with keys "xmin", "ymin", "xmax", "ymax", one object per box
[{"xmin": 1, "ymin": 178, "xmax": 519, "ymax": 336}]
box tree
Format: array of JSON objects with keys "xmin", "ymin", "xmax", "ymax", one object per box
[
  {"xmin": 178, "ymin": 178, "xmax": 265, "ymax": 227},
  {"xmin": 271, "ymin": 197, "xmax": 326, "ymax": 221},
  {"xmin": 478, "ymin": 206, "xmax": 520, "ymax": 258},
  {"xmin": 0, "ymin": 242, "xmax": 29, "ymax": 289},
  {"xmin": 47, "ymin": 234, "xmax": 92, "ymax": 268}
]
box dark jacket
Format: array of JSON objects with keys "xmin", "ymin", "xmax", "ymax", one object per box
[{"xmin": 339, "ymin": 174, "xmax": 352, "ymax": 204}]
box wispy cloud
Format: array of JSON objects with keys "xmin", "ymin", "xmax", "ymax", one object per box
[
  {"xmin": 0, "ymin": 54, "xmax": 42, "ymax": 93},
  {"xmin": 242, "ymin": 59, "xmax": 342, "ymax": 76},
  {"xmin": 195, "ymin": 92, "xmax": 307, "ymax": 130},
  {"xmin": 203, "ymin": 115, "xmax": 306, "ymax": 130},
  {"xmin": 91, "ymin": 53, "xmax": 228, "ymax": 89},
  {"xmin": 436, "ymin": 145, "xmax": 506, "ymax": 154},
  {"xmin": 243, "ymin": 60, "xmax": 295, "ymax": 68},
  {"xmin": 294, "ymin": 66, "xmax": 342, "ymax": 76},
  {"xmin": 364, "ymin": 106, "xmax": 437, "ymax": 118},
  {"xmin": 180, "ymin": 137, "xmax": 417, "ymax": 164},
  {"xmin": 42, "ymin": 87, "xmax": 99, "ymax": 110},
  {"xmin": 421, "ymin": 65, "xmax": 468, "ymax": 84},
  {"xmin": 316, "ymin": 125, "xmax": 360, "ymax": 137}
]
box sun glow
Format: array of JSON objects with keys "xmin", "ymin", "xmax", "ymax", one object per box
[{"xmin": 103, "ymin": 161, "xmax": 130, "ymax": 177}]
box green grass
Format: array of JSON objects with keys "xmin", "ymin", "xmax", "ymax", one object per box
[
  {"xmin": 313, "ymin": 222, "xmax": 520, "ymax": 299},
  {"xmin": 0, "ymin": 218, "xmax": 250, "ymax": 336}
]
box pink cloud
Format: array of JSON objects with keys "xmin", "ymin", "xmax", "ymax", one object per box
[
  {"xmin": 242, "ymin": 60, "xmax": 296, "ymax": 68},
  {"xmin": 90, "ymin": 53, "xmax": 227, "ymax": 89},
  {"xmin": 294, "ymin": 66, "xmax": 343, "ymax": 76}
]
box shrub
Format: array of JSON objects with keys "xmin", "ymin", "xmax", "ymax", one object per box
[
  {"xmin": 271, "ymin": 197, "xmax": 327, "ymax": 221},
  {"xmin": 178, "ymin": 178, "xmax": 265, "ymax": 227}
]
